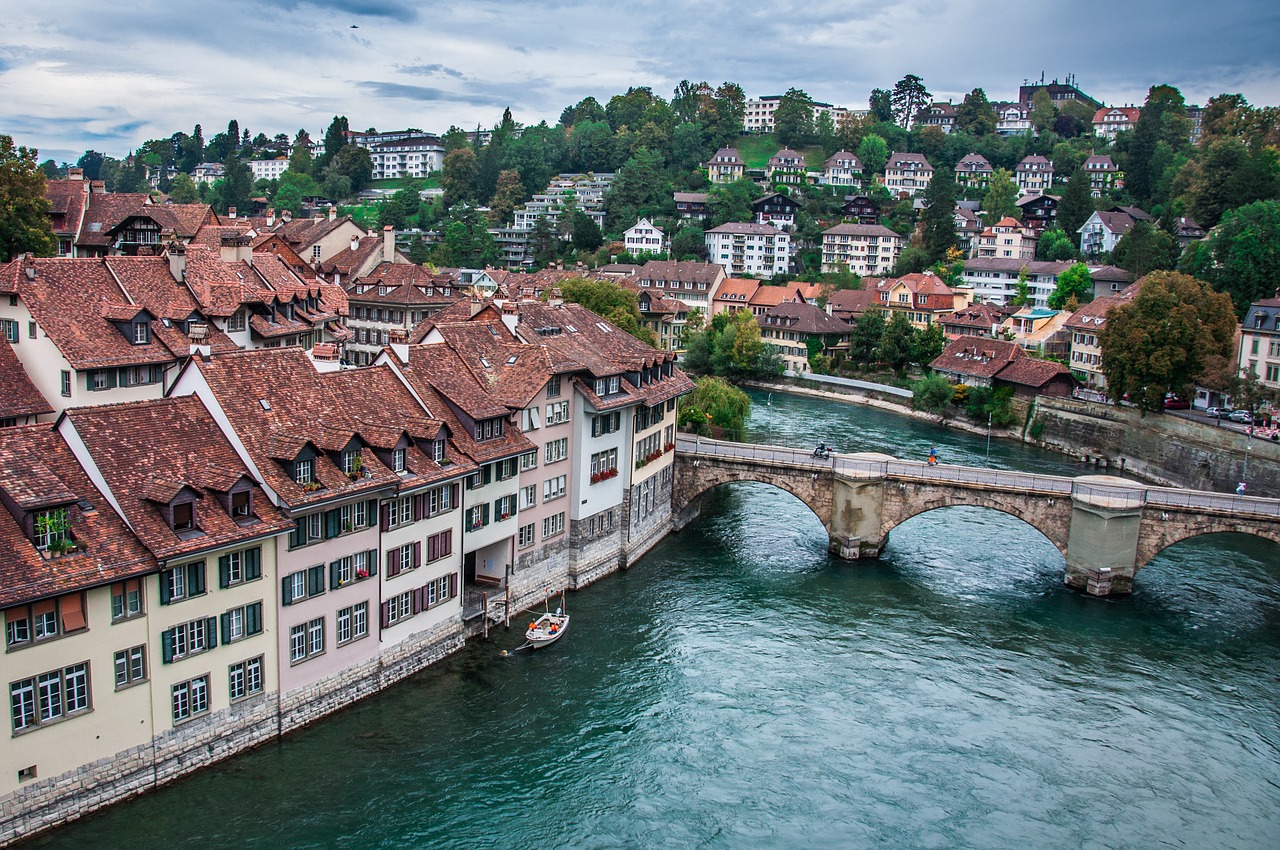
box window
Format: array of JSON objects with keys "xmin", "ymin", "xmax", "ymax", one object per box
[
  {"xmin": 5, "ymin": 593, "xmax": 88, "ymax": 649},
  {"xmin": 592, "ymin": 376, "xmax": 621, "ymax": 396},
  {"xmin": 466, "ymin": 503, "xmax": 490, "ymax": 532},
  {"xmin": 422, "ymin": 574, "xmax": 455, "ymax": 610},
  {"xmin": 473, "ymin": 418, "xmax": 503, "ymax": 441},
  {"xmin": 543, "ymin": 475, "xmax": 566, "ymax": 501},
  {"xmin": 385, "ymin": 543, "xmax": 418, "ymax": 577},
  {"xmin": 426, "ymin": 530, "xmax": 452, "ymax": 563},
  {"xmin": 281, "ymin": 564, "xmax": 326, "ymax": 605},
  {"xmin": 520, "ymin": 484, "xmax": 537, "ymax": 510},
  {"xmin": 545, "ymin": 401, "xmax": 570, "ymax": 425},
  {"xmin": 545, "ymin": 438, "xmax": 568, "ymax": 464},
  {"xmin": 494, "ymin": 494, "xmax": 517, "ymax": 520},
  {"xmin": 336, "ymin": 602, "xmax": 369, "ymax": 645},
  {"xmin": 342, "ymin": 449, "xmax": 362, "ymax": 475},
  {"xmin": 114, "ymin": 645, "xmax": 147, "ymax": 689},
  {"xmin": 384, "ymin": 590, "xmax": 415, "ymax": 627},
  {"xmin": 546, "ymin": 375, "xmax": 561, "ymax": 398},
  {"xmin": 386, "ymin": 496, "xmax": 413, "ymax": 529},
  {"xmin": 160, "ymin": 561, "xmax": 206, "ymax": 604},
  {"xmin": 11, "ymin": 662, "xmax": 91, "ymax": 733},
  {"xmin": 111, "ymin": 579, "xmax": 144, "ymax": 621},
  {"xmin": 519, "ymin": 451, "xmax": 538, "ymax": 472},
  {"xmin": 133, "ymin": 322, "xmax": 150, "ymax": 344},
  {"xmin": 228, "ymin": 656, "xmax": 263, "ymax": 702},
  {"xmin": 590, "ymin": 449, "xmax": 618, "ymax": 478},
  {"xmin": 425, "ymin": 482, "xmax": 456, "ymax": 517},
  {"xmin": 171, "ymin": 674, "xmax": 209, "ymax": 723},
  {"xmin": 433, "ymin": 439, "xmax": 447, "ymax": 462},
  {"xmin": 231, "ymin": 490, "xmax": 252, "ymax": 518},
  {"xmin": 294, "ymin": 458, "xmax": 313, "ymax": 485},
  {"xmin": 542, "ymin": 512, "xmax": 565, "ymax": 539},
  {"xmin": 289, "ymin": 617, "xmax": 325, "ymax": 664},
  {"xmin": 591, "ymin": 412, "xmax": 621, "ymax": 437},
  {"xmin": 518, "ymin": 522, "xmax": 536, "ymax": 549},
  {"xmin": 162, "ymin": 617, "xmax": 216, "ymax": 662},
  {"xmin": 220, "ymin": 602, "xmax": 263, "ymax": 644},
  {"xmin": 172, "ymin": 500, "xmax": 195, "ymax": 531},
  {"xmin": 392, "ymin": 447, "xmax": 406, "ymax": 473},
  {"xmin": 33, "ymin": 506, "xmax": 70, "ymax": 551},
  {"xmin": 1, "ymin": 319, "xmax": 16, "ymax": 343},
  {"xmin": 227, "ymin": 310, "xmax": 247, "ymax": 332}
]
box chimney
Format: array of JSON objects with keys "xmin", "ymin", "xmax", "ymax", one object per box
[
  {"xmin": 265, "ymin": 208, "xmax": 275, "ymax": 227},
  {"xmin": 383, "ymin": 225, "xmax": 395, "ymax": 263},
  {"xmin": 228, "ymin": 206, "xmax": 237, "ymax": 219},
  {"xmin": 327, "ymin": 205, "xmax": 337, "ymax": 222},
  {"xmin": 350, "ymin": 235, "xmax": 360, "ymax": 252},
  {"xmin": 281, "ymin": 209, "xmax": 292, "ymax": 223},
  {"xmin": 168, "ymin": 244, "xmax": 186, "ymax": 281},
  {"xmin": 90, "ymin": 180, "xmax": 106, "ymax": 194},
  {"xmin": 68, "ymin": 167, "xmax": 84, "ymax": 180},
  {"xmin": 469, "ymin": 297, "xmax": 484, "ymax": 318}
]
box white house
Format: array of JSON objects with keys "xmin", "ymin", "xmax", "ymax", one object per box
[
  {"xmin": 705, "ymin": 223, "xmax": 791, "ymax": 278},
  {"xmin": 624, "ymin": 218, "xmax": 665, "ymax": 257}
]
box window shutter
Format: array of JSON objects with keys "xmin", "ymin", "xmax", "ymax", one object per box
[
  {"xmin": 482, "ymin": 503, "xmax": 490, "ymax": 524},
  {"xmin": 219, "ymin": 555, "xmax": 231, "ymax": 588},
  {"xmin": 412, "ymin": 541, "xmax": 421, "ymax": 569},
  {"xmin": 246, "ymin": 547, "xmax": 261, "ymax": 581},
  {"xmin": 380, "ymin": 601, "xmax": 391, "ymax": 630},
  {"xmin": 160, "ymin": 572, "xmax": 172, "ymax": 605},
  {"xmin": 325, "ymin": 510, "xmax": 340, "ymax": 539},
  {"xmin": 161, "ymin": 629, "xmax": 174, "ymax": 663},
  {"xmin": 221, "ymin": 612, "xmax": 231, "ymax": 643},
  {"xmin": 206, "ymin": 617, "xmax": 218, "ymax": 649},
  {"xmin": 380, "ymin": 503, "xmax": 391, "ymax": 532},
  {"xmin": 450, "ymin": 482, "xmax": 460, "ymax": 507},
  {"xmin": 247, "ymin": 602, "xmax": 262, "ymax": 635},
  {"xmin": 290, "ymin": 522, "xmax": 304, "ymax": 548},
  {"xmin": 282, "ymin": 575, "xmax": 295, "ymax": 606},
  {"xmin": 330, "ymin": 561, "xmax": 341, "ymax": 590},
  {"xmin": 413, "ymin": 495, "xmax": 425, "ymax": 522},
  {"xmin": 411, "ymin": 587, "xmax": 423, "ymax": 615},
  {"xmin": 449, "ymin": 572, "xmax": 458, "ymax": 599},
  {"xmin": 308, "ymin": 565, "xmax": 324, "ymax": 597},
  {"xmin": 483, "ymin": 465, "xmax": 492, "ymax": 485},
  {"xmin": 190, "ymin": 563, "xmax": 206, "ymax": 596},
  {"xmin": 386, "ymin": 550, "xmax": 401, "ymax": 578},
  {"xmin": 366, "ymin": 549, "xmax": 378, "ymax": 577}
]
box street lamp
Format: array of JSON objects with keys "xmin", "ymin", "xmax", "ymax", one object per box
[{"xmin": 986, "ymin": 410, "xmax": 992, "ymax": 461}]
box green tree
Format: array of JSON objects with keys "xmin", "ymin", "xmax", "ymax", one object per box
[
  {"xmin": 1186, "ymin": 137, "xmax": 1280, "ymax": 228},
  {"xmin": 729, "ymin": 311, "xmax": 765, "ymax": 376},
  {"xmin": 605, "ymin": 147, "xmax": 669, "ymax": 231},
  {"xmin": 773, "ymin": 88, "xmax": 816, "ymax": 148},
  {"xmin": 487, "ymin": 169, "xmax": 525, "ymax": 224},
  {"xmin": 1037, "ymin": 228, "xmax": 1077, "ymax": 261},
  {"xmin": 911, "ymin": 322, "xmax": 946, "ymax": 366},
  {"xmin": 849, "ymin": 309, "xmax": 886, "ymax": 364},
  {"xmin": 891, "ymin": 245, "xmax": 930, "ymax": 276},
  {"xmin": 0, "ymin": 135, "xmax": 57, "ymax": 260},
  {"xmin": 1009, "ymin": 267, "xmax": 1032, "ymax": 307},
  {"xmin": 891, "ymin": 74, "xmax": 931, "ymax": 129},
  {"xmin": 571, "ymin": 209, "xmax": 603, "ymax": 253},
  {"xmin": 1057, "ymin": 166, "xmax": 1094, "ymax": 244},
  {"xmin": 1047, "ymin": 263, "xmax": 1093, "ymax": 309},
  {"xmin": 558, "ymin": 277, "xmax": 657, "ymax": 346},
  {"xmin": 1110, "ymin": 220, "xmax": 1177, "ymax": 277},
  {"xmin": 1178, "ymin": 200, "xmax": 1280, "ymax": 317},
  {"xmin": 320, "ymin": 116, "xmax": 349, "ymax": 168},
  {"xmin": 168, "ymin": 172, "xmax": 199, "ymax": 204},
  {"xmin": 869, "ymin": 89, "xmax": 894, "ymax": 124},
  {"xmin": 919, "ymin": 167, "xmax": 957, "ymax": 263},
  {"xmin": 328, "ymin": 144, "xmax": 373, "ymax": 194},
  {"xmin": 877, "ymin": 311, "xmax": 918, "ymax": 375},
  {"xmin": 679, "ymin": 376, "xmax": 751, "ymax": 440},
  {"xmin": 671, "ymin": 225, "xmax": 706, "ymax": 260},
  {"xmin": 215, "ymin": 152, "xmax": 253, "ymax": 215},
  {"xmin": 956, "ymin": 88, "xmax": 997, "ymax": 136},
  {"xmin": 912, "ymin": 373, "xmax": 954, "ymax": 417},
  {"xmin": 706, "ymin": 178, "xmax": 760, "ymax": 227},
  {"xmin": 856, "ymin": 134, "xmax": 889, "ymax": 179},
  {"xmin": 1029, "ymin": 89, "xmax": 1057, "ymax": 134},
  {"xmin": 529, "ymin": 217, "xmax": 560, "ymax": 267},
  {"xmin": 1099, "ymin": 271, "xmax": 1237, "ymax": 413},
  {"xmin": 288, "ymin": 130, "xmax": 314, "ymax": 176},
  {"xmin": 1126, "ymin": 85, "xmax": 1186, "ymax": 204},
  {"xmin": 982, "ymin": 168, "xmax": 1019, "ymax": 224},
  {"xmin": 379, "ymin": 187, "xmax": 419, "ymax": 230}
]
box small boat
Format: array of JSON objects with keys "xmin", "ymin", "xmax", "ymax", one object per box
[{"xmin": 525, "ymin": 609, "xmax": 568, "ymax": 648}]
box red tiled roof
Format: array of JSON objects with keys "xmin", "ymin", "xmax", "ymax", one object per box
[{"xmin": 0, "ymin": 338, "xmax": 53, "ymax": 420}]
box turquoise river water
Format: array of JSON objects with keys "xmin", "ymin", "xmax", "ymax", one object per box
[{"xmin": 35, "ymin": 389, "xmax": 1280, "ymax": 849}]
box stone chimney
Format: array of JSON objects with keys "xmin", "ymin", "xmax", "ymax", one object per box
[
  {"xmin": 228, "ymin": 207, "xmax": 237, "ymax": 219},
  {"xmin": 327, "ymin": 205, "xmax": 337, "ymax": 222},
  {"xmin": 350, "ymin": 235, "xmax": 360, "ymax": 252},
  {"xmin": 281, "ymin": 210, "xmax": 292, "ymax": 223},
  {"xmin": 90, "ymin": 180, "xmax": 106, "ymax": 194},
  {"xmin": 469, "ymin": 297, "xmax": 484, "ymax": 318},
  {"xmin": 68, "ymin": 167, "xmax": 84, "ymax": 180},
  {"xmin": 265, "ymin": 208, "xmax": 275, "ymax": 227},
  {"xmin": 383, "ymin": 226, "xmax": 395, "ymax": 263},
  {"xmin": 168, "ymin": 243, "xmax": 186, "ymax": 282}
]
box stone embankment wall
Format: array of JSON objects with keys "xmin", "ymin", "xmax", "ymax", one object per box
[{"xmin": 1031, "ymin": 397, "xmax": 1280, "ymax": 497}]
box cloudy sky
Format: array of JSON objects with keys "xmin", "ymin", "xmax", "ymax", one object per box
[{"xmin": 4, "ymin": 0, "xmax": 1278, "ymax": 164}]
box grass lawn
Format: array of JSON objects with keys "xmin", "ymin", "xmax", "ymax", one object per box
[{"xmin": 733, "ymin": 134, "xmax": 830, "ymax": 173}]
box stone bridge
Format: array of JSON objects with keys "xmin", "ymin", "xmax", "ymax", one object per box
[{"xmin": 672, "ymin": 435, "xmax": 1280, "ymax": 596}]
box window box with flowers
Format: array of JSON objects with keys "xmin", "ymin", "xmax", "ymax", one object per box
[{"xmin": 589, "ymin": 467, "xmax": 619, "ymax": 484}]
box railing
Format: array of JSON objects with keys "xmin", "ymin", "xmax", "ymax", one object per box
[{"xmin": 675, "ymin": 435, "xmax": 1280, "ymax": 519}]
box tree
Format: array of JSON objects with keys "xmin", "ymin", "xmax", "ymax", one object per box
[
  {"xmin": 1037, "ymin": 228, "xmax": 1077, "ymax": 262},
  {"xmin": 982, "ymin": 168, "xmax": 1019, "ymax": 224},
  {"xmin": 0, "ymin": 135, "xmax": 57, "ymax": 261},
  {"xmin": 919, "ymin": 167, "xmax": 957, "ymax": 263},
  {"xmin": 328, "ymin": 145, "xmax": 373, "ymax": 194},
  {"xmin": 558, "ymin": 278, "xmax": 657, "ymax": 346},
  {"xmin": 670, "ymin": 225, "xmax": 706, "ymax": 261},
  {"xmin": 272, "ymin": 182, "xmax": 303, "ymax": 216},
  {"xmin": 215, "ymin": 152, "xmax": 253, "ymax": 215},
  {"xmin": 869, "ymin": 89, "xmax": 894, "ymax": 124},
  {"xmin": 1057, "ymin": 166, "xmax": 1094, "ymax": 244},
  {"xmin": 706, "ymin": 178, "xmax": 760, "ymax": 228},
  {"xmin": 890, "ymin": 74, "xmax": 931, "ymax": 129},
  {"xmin": 856, "ymin": 134, "xmax": 889, "ymax": 179},
  {"xmin": 773, "ymin": 88, "xmax": 816, "ymax": 148},
  {"xmin": 321, "ymin": 116, "xmax": 349, "ymax": 166},
  {"xmin": 911, "ymin": 322, "xmax": 946, "ymax": 366},
  {"xmin": 1099, "ymin": 271, "xmax": 1237, "ymax": 413},
  {"xmin": 1127, "ymin": 85, "xmax": 1186, "ymax": 204},
  {"xmin": 379, "ymin": 187, "xmax": 419, "ymax": 230},
  {"xmin": 442, "ymin": 147, "xmax": 479, "ymax": 205},
  {"xmin": 168, "ymin": 173, "xmax": 199, "ymax": 204},
  {"xmin": 877, "ymin": 311, "xmax": 918, "ymax": 375},
  {"xmin": 571, "ymin": 209, "xmax": 603, "ymax": 253},
  {"xmin": 288, "ymin": 130, "xmax": 314, "ymax": 176},
  {"xmin": 912, "ymin": 373, "xmax": 954, "ymax": 417},
  {"xmin": 1186, "ymin": 138, "xmax": 1280, "ymax": 228},
  {"xmin": 76, "ymin": 150, "xmax": 105, "ymax": 181},
  {"xmin": 1029, "ymin": 89, "xmax": 1057, "ymax": 134},
  {"xmin": 849, "ymin": 309, "xmax": 886, "ymax": 365},
  {"xmin": 1110, "ymin": 220, "xmax": 1177, "ymax": 277},
  {"xmin": 321, "ymin": 172, "xmax": 352, "ymax": 202},
  {"xmin": 679, "ymin": 377, "xmax": 751, "ymax": 440},
  {"xmin": 1047, "ymin": 263, "xmax": 1093, "ymax": 309},
  {"xmin": 1009, "ymin": 267, "xmax": 1032, "ymax": 307},
  {"xmin": 955, "ymin": 88, "xmax": 997, "ymax": 136},
  {"xmin": 487, "ymin": 169, "xmax": 525, "ymax": 224},
  {"xmin": 1178, "ymin": 200, "xmax": 1280, "ymax": 318},
  {"xmin": 891, "ymin": 245, "xmax": 930, "ymax": 276},
  {"xmin": 605, "ymin": 147, "xmax": 669, "ymax": 231}
]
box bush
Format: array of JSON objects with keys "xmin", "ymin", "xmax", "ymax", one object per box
[{"xmin": 912, "ymin": 374, "xmax": 954, "ymax": 418}]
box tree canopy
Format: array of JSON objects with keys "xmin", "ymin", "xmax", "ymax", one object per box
[
  {"xmin": 0, "ymin": 135, "xmax": 56, "ymax": 261},
  {"xmin": 1047, "ymin": 263, "xmax": 1093, "ymax": 309},
  {"xmin": 1178, "ymin": 199, "xmax": 1280, "ymax": 318}
]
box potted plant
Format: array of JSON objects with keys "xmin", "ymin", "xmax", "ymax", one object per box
[{"xmin": 302, "ymin": 481, "xmax": 321, "ymax": 492}]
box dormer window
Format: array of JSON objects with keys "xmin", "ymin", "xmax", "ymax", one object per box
[
  {"xmin": 433, "ymin": 439, "xmax": 447, "ymax": 462},
  {"xmin": 231, "ymin": 490, "xmax": 251, "ymax": 518},
  {"xmin": 33, "ymin": 507, "xmax": 71, "ymax": 552},
  {"xmin": 295, "ymin": 458, "xmax": 313, "ymax": 485},
  {"xmin": 172, "ymin": 500, "xmax": 195, "ymax": 531},
  {"xmin": 133, "ymin": 322, "xmax": 151, "ymax": 344},
  {"xmin": 341, "ymin": 450, "xmax": 360, "ymax": 475},
  {"xmin": 392, "ymin": 447, "xmax": 406, "ymax": 473}
]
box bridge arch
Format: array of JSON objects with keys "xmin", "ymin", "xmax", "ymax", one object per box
[
  {"xmin": 881, "ymin": 498, "xmax": 1070, "ymax": 561},
  {"xmin": 876, "ymin": 481, "xmax": 1072, "ymax": 558},
  {"xmin": 673, "ymin": 459, "xmax": 834, "ymax": 528},
  {"xmin": 1135, "ymin": 519, "xmax": 1280, "ymax": 572}
]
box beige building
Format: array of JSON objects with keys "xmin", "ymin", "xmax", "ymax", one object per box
[
  {"xmin": 820, "ymin": 224, "xmax": 904, "ymax": 275},
  {"xmin": 973, "ymin": 217, "xmax": 1038, "ymax": 261},
  {"xmin": 883, "ymin": 152, "xmax": 933, "ymax": 198}
]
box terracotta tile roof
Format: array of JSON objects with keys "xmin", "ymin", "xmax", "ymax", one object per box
[
  {"xmin": 748, "ymin": 283, "xmax": 805, "ymax": 308},
  {"xmin": 62, "ymin": 396, "xmax": 294, "ymax": 561},
  {"xmin": 1016, "ymin": 155, "xmax": 1052, "ymax": 170},
  {"xmin": 941, "ymin": 302, "xmax": 1011, "ymax": 333},
  {"xmin": 1, "ymin": 257, "xmax": 181, "ymax": 370},
  {"xmin": 1083, "ymin": 154, "xmax": 1118, "ymax": 171},
  {"xmin": 705, "ymin": 222, "xmax": 785, "ymax": 236},
  {"xmin": 45, "ymin": 179, "xmax": 89, "ymax": 236},
  {"xmin": 148, "ymin": 204, "xmax": 218, "ymax": 238},
  {"xmin": 1094, "ymin": 210, "xmax": 1137, "ymax": 235},
  {"xmin": 876, "ymin": 272, "xmax": 955, "ymax": 301},
  {"xmin": 761, "ymin": 301, "xmax": 852, "ymax": 334},
  {"xmin": 317, "ymin": 235, "xmax": 384, "ymax": 276},
  {"xmin": 824, "ymin": 151, "xmax": 861, "ymax": 169},
  {"xmin": 637, "ymin": 260, "xmax": 725, "ymax": 286},
  {"xmin": 1093, "ymin": 106, "xmax": 1141, "ymax": 124},
  {"xmin": 0, "ymin": 339, "xmax": 53, "ymax": 420},
  {"xmin": 825, "ymin": 287, "xmax": 878, "ymax": 320},
  {"xmin": 0, "ymin": 425, "xmax": 156, "ymax": 608},
  {"xmin": 994, "ymin": 354, "xmax": 1073, "ymax": 388},
  {"xmin": 887, "ymin": 152, "xmax": 933, "ymax": 170},
  {"xmin": 1064, "ymin": 280, "xmax": 1142, "ymax": 330},
  {"xmin": 956, "ymin": 153, "xmax": 993, "ymax": 172},
  {"xmin": 76, "ymin": 193, "xmax": 152, "ymax": 247},
  {"xmin": 713, "ymin": 278, "xmax": 760, "ymax": 303},
  {"xmin": 930, "ymin": 338, "xmax": 1020, "ymax": 380}
]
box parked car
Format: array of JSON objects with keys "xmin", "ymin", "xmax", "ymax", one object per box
[
  {"xmin": 1205, "ymin": 407, "xmax": 1231, "ymax": 418},
  {"xmin": 1228, "ymin": 409, "xmax": 1254, "ymax": 423},
  {"xmin": 1163, "ymin": 396, "xmax": 1191, "ymax": 410}
]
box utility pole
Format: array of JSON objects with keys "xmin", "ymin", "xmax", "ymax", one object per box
[{"xmin": 986, "ymin": 411, "xmax": 992, "ymax": 461}]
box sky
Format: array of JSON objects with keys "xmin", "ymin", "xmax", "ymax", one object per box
[{"xmin": 3, "ymin": 0, "xmax": 1279, "ymax": 164}]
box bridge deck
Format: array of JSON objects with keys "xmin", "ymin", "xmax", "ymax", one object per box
[{"xmin": 675, "ymin": 435, "xmax": 1280, "ymax": 520}]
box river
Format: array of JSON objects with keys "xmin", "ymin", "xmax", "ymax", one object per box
[{"xmin": 35, "ymin": 389, "xmax": 1280, "ymax": 849}]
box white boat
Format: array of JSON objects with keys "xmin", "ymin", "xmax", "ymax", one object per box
[{"xmin": 525, "ymin": 610, "xmax": 568, "ymax": 648}]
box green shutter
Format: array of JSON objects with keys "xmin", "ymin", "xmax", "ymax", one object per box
[
  {"xmin": 290, "ymin": 522, "xmax": 304, "ymax": 548},
  {"xmin": 218, "ymin": 555, "xmax": 230, "ymax": 588},
  {"xmin": 246, "ymin": 547, "xmax": 261, "ymax": 581},
  {"xmin": 366, "ymin": 549, "xmax": 378, "ymax": 577},
  {"xmin": 220, "ymin": 612, "xmax": 232, "ymax": 643},
  {"xmin": 367, "ymin": 499, "xmax": 378, "ymax": 523},
  {"xmin": 159, "ymin": 572, "xmax": 171, "ymax": 605},
  {"xmin": 330, "ymin": 561, "xmax": 341, "ymax": 590},
  {"xmin": 308, "ymin": 565, "xmax": 324, "ymax": 597},
  {"xmin": 206, "ymin": 617, "xmax": 218, "ymax": 649},
  {"xmin": 282, "ymin": 575, "xmax": 294, "ymax": 606},
  {"xmin": 247, "ymin": 602, "xmax": 262, "ymax": 635},
  {"xmin": 189, "ymin": 562, "xmax": 206, "ymax": 596},
  {"xmin": 325, "ymin": 510, "xmax": 340, "ymax": 539},
  {"xmin": 161, "ymin": 629, "xmax": 174, "ymax": 663}
]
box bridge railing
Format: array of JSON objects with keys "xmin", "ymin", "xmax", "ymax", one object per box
[
  {"xmin": 1146, "ymin": 486, "xmax": 1280, "ymax": 518},
  {"xmin": 880, "ymin": 459, "xmax": 1074, "ymax": 495}
]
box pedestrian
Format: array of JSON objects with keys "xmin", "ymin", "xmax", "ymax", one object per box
[{"xmin": 1236, "ymin": 481, "xmax": 1247, "ymax": 497}]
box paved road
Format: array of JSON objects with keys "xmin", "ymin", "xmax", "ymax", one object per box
[{"xmin": 675, "ymin": 434, "xmax": 1280, "ymax": 520}]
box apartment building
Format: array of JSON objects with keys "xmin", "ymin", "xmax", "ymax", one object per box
[
  {"xmin": 883, "ymin": 152, "xmax": 934, "ymax": 198},
  {"xmin": 704, "ymin": 223, "xmax": 791, "ymax": 278},
  {"xmin": 820, "ymin": 223, "xmax": 904, "ymax": 275}
]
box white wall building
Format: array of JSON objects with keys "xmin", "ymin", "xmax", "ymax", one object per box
[{"xmin": 705, "ymin": 223, "xmax": 791, "ymax": 278}]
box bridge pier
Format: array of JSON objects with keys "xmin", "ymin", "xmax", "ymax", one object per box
[
  {"xmin": 1063, "ymin": 479, "xmax": 1144, "ymax": 596},
  {"xmin": 829, "ymin": 474, "xmax": 889, "ymax": 560}
]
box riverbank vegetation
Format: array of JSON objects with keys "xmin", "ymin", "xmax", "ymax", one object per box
[{"xmin": 678, "ymin": 376, "xmax": 752, "ymax": 440}]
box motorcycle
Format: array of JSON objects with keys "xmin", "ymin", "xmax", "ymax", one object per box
[{"xmin": 812, "ymin": 445, "xmax": 832, "ymax": 460}]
